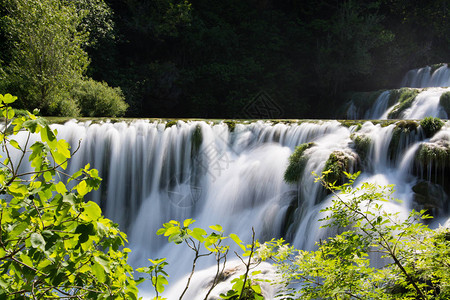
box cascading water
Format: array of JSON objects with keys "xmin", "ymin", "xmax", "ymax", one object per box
[
  {"xmin": 7, "ymin": 64, "xmax": 450, "ymax": 299},
  {"xmin": 346, "ymin": 63, "xmax": 450, "ymax": 119},
  {"xmin": 46, "ymin": 116, "xmax": 449, "ymax": 298},
  {"xmin": 401, "ymin": 64, "xmax": 450, "ymax": 88}
]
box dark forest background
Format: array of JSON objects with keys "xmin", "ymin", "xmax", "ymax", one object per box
[{"xmin": 1, "ymin": 0, "xmax": 450, "ymax": 118}]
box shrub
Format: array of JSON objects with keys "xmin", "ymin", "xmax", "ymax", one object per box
[
  {"xmin": 420, "ymin": 116, "xmax": 444, "ymax": 138},
  {"xmin": 71, "ymin": 78, "xmax": 128, "ymax": 117},
  {"xmin": 439, "ymin": 91, "xmax": 450, "ymax": 115},
  {"xmin": 0, "ymin": 93, "xmax": 140, "ymax": 298},
  {"xmin": 259, "ymin": 173, "xmax": 450, "ymax": 300}
]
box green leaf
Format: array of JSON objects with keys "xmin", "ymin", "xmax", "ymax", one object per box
[
  {"xmin": 40, "ymin": 125, "xmax": 57, "ymax": 148},
  {"xmin": 183, "ymin": 218, "xmax": 195, "ymax": 227},
  {"xmin": 92, "ymin": 262, "xmax": 106, "ymax": 282},
  {"xmin": 149, "ymin": 258, "xmax": 166, "ymax": 265},
  {"xmin": 9, "ymin": 139, "xmax": 21, "ymax": 150},
  {"xmin": 229, "ymin": 233, "xmax": 246, "ymax": 251},
  {"xmin": 82, "ymin": 201, "xmax": 102, "ymax": 221},
  {"xmin": 76, "ymin": 180, "xmax": 89, "ymax": 196},
  {"xmin": 2, "ymin": 93, "xmax": 17, "ymax": 104},
  {"xmin": 55, "ymin": 181, "xmax": 67, "ymax": 194},
  {"xmin": 209, "ymin": 224, "xmax": 223, "ymax": 232},
  {"xmin": 30, "ymin": 232, "xmax": 46, "ymax": 251},
  {"xmin": 190, "ymin": 227, "xmax": 207, "ymax": 241},
  {"xmin": 93, "ymin": 255, "xmax": 111, "ymax": 273}
]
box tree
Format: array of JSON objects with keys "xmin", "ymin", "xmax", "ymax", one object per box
[
  {"xmin": 2, "ymin": 0, "xmax": 89, "ymax": 114},
  {"xmin": 0, "ymin": 93, "xmax": 141, "ymax": 298},
  {"xmin": 259, "ymin": 171, "xmax": 450, "ymax": 299}
]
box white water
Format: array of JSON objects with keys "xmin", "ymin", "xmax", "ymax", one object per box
[
  {"xmin": 33, "ymin": 115, "xmax": 444, "ymax": 299},
  {"xmin": 348, "ymin": 63, "xmax": 450, "ymax": 119},
  {"xmin": 401, "ymin": 64, "xmax": 450, "ymax": 88}
]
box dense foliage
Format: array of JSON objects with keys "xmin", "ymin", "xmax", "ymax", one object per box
[
  {"xmin": 1, "ymin": 0, "xmax": 449, "ymax": 118},
  {"xmin": 0, "ymin": 0, "xmax": 127, "ymax": 117},
  {"xmin": 0, "ymin": 94, "xmax": 140, "ymax": 298}
]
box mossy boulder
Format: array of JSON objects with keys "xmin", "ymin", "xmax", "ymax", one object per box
[
  {"xmin": 165, "ymin": 120, "xmax": 178, "ymax": 128},
  {"xmin": 350, "ymin": 133, "xmax": 371, "ymax": 164},
  {"xmin": 415, "ymin": 141, "xmax": 450, "ymax": 168},
  {"xmin": 387, "ymin": 88, "xmax": 420, "ymax": 119},
  {"xmin": 439, "ymin": 92, "xmax": 450, "ymax": 116},
  {"xmin": 323, "ymin": 150, "xmax": 359, "ymax": 185},
  {"xmin": 420, "ymin": 117, "xmax": 444, "ymax": 138},
  {"xmin": 284, "ymin": 143, "xmax": 314, "ymax": 184},
  {"xmin": 388, "ymin": 120, "xmax": 419, "ymax": 160}
]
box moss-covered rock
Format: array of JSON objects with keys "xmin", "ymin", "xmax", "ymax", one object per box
[
  {"xmin": 387, "ymin": 88, "xmax": 420, "ymax": 119},
  {"xmin": 165, "ymin": 120, "xmax": 178, "ymax": 128},
  {"xmin": 420, "ymin": 117, "xmax": 444, "ymax": 138},
  {"xmin": 416, "ymin": 141, "xmax": 450, "ymax": 167},
  {"xmin": 323, "ymin": 150, "xmax": 358, "ymax": 185},
  {"xmin": 284, "ymin": 143, "xmax": 314, "ymax": 184},
  {"xmin": 388, "ymin": 120, "xmax": 419, "ymax": 159},
  {"xmin": 350, "ymin": 133, "xmax": 371, "ymax": 163},
  {"xmin": 439, "ymin": 91, "xmax": 450, "ymax": 116}
]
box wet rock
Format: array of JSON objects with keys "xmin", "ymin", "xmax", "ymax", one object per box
[{"xmin": 412, "ymin": 181, "xmax": 448, "ymax": 217}]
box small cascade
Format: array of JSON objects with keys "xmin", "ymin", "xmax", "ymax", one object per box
[
  {"xmin": 365, "ymin": 90, "xmax": 391, "ymax": 119},
  {"xmin": 345, "ymin": 63, "xmax": 450, "ymax": 119},
  {"xmin": 401, "ymin": 87, "xmax": 450, "ymax": 119},
  {"xmin": 401, "ymin": 64, "xmax": 450, "ymax": 88}
]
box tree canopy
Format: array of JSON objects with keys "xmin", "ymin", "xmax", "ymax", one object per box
[{"xmin": 1, "ymin": 0, "xmax": 449, "ymax": 117}]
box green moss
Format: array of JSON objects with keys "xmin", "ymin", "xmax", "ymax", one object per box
[
  {"xmin": 224, "ymin": 120, "xmax": 236, "ymax": 132},
  {"xmin": 165, "ymin": 120, "xmax": 178, "ymax": 128},
  {"xmin": 284, "ymin": 143, "xmax": 315, "ymax": 184},
  {"xmin": 351, "ymin": 134, "xmax": 372, "ymax": 163},
  {"xmin": 339, "ymin": 120, "xmax": 363, "ymax": 129},
  {"xmin": 420, "ymin": 117, "xmax": 444, "ymax": 138},
  {"xmin": 439, "ymin": 91, "xmax": 450, "ymax": 115},
  {"xmin": 388, "ymin": 120, "xmax": 419, "ymax": 159},
  {"xmin": 387, "ymin": 88, "xmax": 420, "ymax": 119},
  {"xmin": 416, "ymin": 143, "xmax": 450, "ymax": 167},
  {"xmin": 323, "ymin": 151, "xmax": 357, "ymax": 185}
]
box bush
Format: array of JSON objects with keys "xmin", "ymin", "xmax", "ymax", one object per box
[
  {"xmin": 439, "ymin": 91, "xmax": 450, "ymax": 115},
  {"xmin": 71, "ymin": 78, "xmax": 128, "ymax": 117},
  {"xmin": 0, "ymin": 94, "xmax": 141, "ymax": 298},
  {"xmin": 260, "ymin": 173, "xmax": 450, "ymax": 300},
  {"xmin": 420, "ymin": 116, "xmax": 444, "ymax": 138}
]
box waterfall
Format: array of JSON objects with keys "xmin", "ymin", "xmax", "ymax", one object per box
[
  {"xmin": 5, "ymin": 64, "xmax": 450, "ymax": 299},
  {"xmin": 401, "ymin": 64, "xmax": 450, "ymax": 88},
  {"xmin": 33, "ymin": 115, "xmax": 445, "ymax": 298},
  {"xmin": 345, "ymin": 63, "xmax": 450, "ymax": 119}
]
